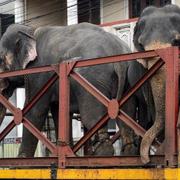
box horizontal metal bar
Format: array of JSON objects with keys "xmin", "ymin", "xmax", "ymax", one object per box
[
  {"xmin": 0, "ymin": 157, "xmax": 58, "ymax": 167},
  {"xmin": 65, "ymin": 155, "xmax": 166, "ymax": 167},
  {"xmin": 0, "ymin": 50, "xmax": 164, "ymax": 79},
  {"xmin": 0, "ymin": 155, "xmax": 167, "ymax": 168},
  {"xmin": 100, "ymin": 18, "xmax": 138, "ymax": 27},
  {"xmin": 0, "ymin": 48, "xmax": 174, "ymax": 79},
  {"xmin": 74, "ymin": 51, "xmax": 158, "ymax": 68},
  {"xmin": 0, "ymin": 66, "xmax": 55, "ymax": 78}
]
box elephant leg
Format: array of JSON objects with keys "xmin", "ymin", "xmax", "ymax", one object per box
[
  {"xmin": 140, "ymin": 69, "xmax": 165, "ymax": 164},
  {"xmin": 50, "ymin": 102, "xmax": 73, "ymax": 147},
  {"xmin": 76, "ymin": 91, "xmax": 114, "ymax": 156},
  {"xmin": 116, "ymin": 96, "xmax": 139, "ymax": 155},
  {"xmin": 93, "ymin": 127, "xmax": 114, "ymax": 156},
  {"xmin": 18, "ymin": 97, "xmax": 50, "ymax": 157}
]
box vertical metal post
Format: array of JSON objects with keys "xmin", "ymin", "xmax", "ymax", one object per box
[
  {"xmin": 165, "ymin": 47, "xmax": 179, "ymax": 167},
  {"xmin": 58, "ymin": 63, "xmax": 74, "ymax": 168},
  {"xmin": 177, "ymin": 109, "xmax": 180, "ymax": 167},
  {"xmin": 59, "ymin": 63, "xmax": 70, "ymax": 144}
]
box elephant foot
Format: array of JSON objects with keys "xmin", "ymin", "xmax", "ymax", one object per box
[
  {"xmin": 121, "ymin": 143, "xmax": 139, "ymax": 156},
  {"xmin": 93, "ymin": 139, "xmax": 114, "ymax": 156},
  {"xmin": 18, "ymin": 152, "xmax": 28, "ymax": 158},
  {"xmin": 121, "ymin": 128, "xmax": 140, "ymax": 156},
  {"xmin": 93, "ymin": 128, "xmax": 114, "ymax": 156},
  {"xmin": 18, "ymin": 146, "xmax": 34, "ymax": 158}
]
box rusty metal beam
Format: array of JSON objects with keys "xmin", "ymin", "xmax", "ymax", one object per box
[
  {"xmin": 109, "ymin": 59, "xmax": 164, "ymax": 145},
  {"xmin": 58, "ymin": 63, "xmax": 70, "ymax": 143},
  {"xmin": 0, "ymin": 65, "xmax": 55, "ymax": 78},
  {"xmin": 0, "ymin": 73, "xmax": 58, "ymax": 149},
  {"xmin": 110, "ymin": 130, "xmax": 121, "ymax": 144},
  {"xmin": 0, "ymin": 157, "xmax": 58, "ymax": 167},
  {"xmin": 100, "ymin": 18, "xmax": 138, "ymax": 27},
  {"xmin": 65, "ymin": 155, "xmax": 166, "ymax": 167},
  {"xmin": 164, "ymin": 47, "xmax": 179, "ymax": 167},
  {"xmin": 119, "ymin": 59, "xmax": 164, "ymax": 106},
  {"xmin": 118, "ymin": 111, "xmax": 146, "ymax": 137},
  {"xmin": 23, "ymin": 73, "xmax": 58, "ymax": 114},
  {"xmin": 70, "ymin": 72, "xmax": 110, "ymax": 107},
  {"xmin": 74, "ymin": 51, "xmax": 158, "ymax": 68},
  {"xmin": 0, "ymin": 94, "xmax": 17, "ymax": 114},
  {"xmin": 73, "ymin": 114, "xmax": 109, "ymax": 153},
  {"xmin": 23, "ymin": 117, "xmax": 57, "ymax": 154},
  {"xmin": 72, "ymin": 59, "xmax": 164, "ymax": 152},
  {"xmin": 0, "ymin": 121, "xmax": 16, "ymax": 141},
  {"xmin": 0, "ymin": 155, "xmax": 167, "ymax": 168},
  {"xmin": 57, "ymin": 63, "xmax": 75, "ymax": 168},
  {"xmin": 0, "ymin": 47, "xmax": 178, "ymax": 169}
]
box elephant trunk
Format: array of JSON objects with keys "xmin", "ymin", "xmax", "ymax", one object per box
[
  {"xmin": 139, "ymin": 43, "xmax": 167, "ymax": 164},
  {"xmin": 140, "ymin": 117, "xmax": 164, "ymax": 164}
]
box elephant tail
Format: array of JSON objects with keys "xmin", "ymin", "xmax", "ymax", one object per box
[{"xmin": 113, "ymin": 62, "xmax": 128, "ymax": 101}]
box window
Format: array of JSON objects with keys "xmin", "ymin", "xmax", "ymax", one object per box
[
  {"xmin": 129, "ymin": 0, "xmax": 171, "ymax": 18},
  {"xmin": 77, "ymin": 0, "xmax": 100, "ymax": 24},
  {"xmin": 0, "ymin": 14, "xmax": 14, "ymax": 36}
]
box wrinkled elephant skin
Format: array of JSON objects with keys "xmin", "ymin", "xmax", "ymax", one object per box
[{"xmin": 0, "ymin": 22, "xmax": 154, "ymax": 157}]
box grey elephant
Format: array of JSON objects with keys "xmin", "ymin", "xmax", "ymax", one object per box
[
  {"xmin": 0, "ymin": 22, "xmax": 154, "ymax": 157},
  {"xmin": 133, "ymin": 4, "xmax": 180, "ymax": 164}
]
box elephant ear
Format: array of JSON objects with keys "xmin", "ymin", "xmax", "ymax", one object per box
[{"xmin": 16, "ymin": 31, "xmax": 37, "ymax": 69}]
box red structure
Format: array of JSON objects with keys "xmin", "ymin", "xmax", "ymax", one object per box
[{"xmin": 0, "ymin": 47, "xmax": 179, "ymax": 168}]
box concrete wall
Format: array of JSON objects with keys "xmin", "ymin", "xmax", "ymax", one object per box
[
  {"xmin": 101, "ymin": 0, "xmax": 128, "ymax": 23},
  {"xmin": 173, "ymin": 0, "xmax": 180, "ymax": 6},
  {"xmin": 26, "ymin": 0, "xmax": 67, "ymax": 28}
]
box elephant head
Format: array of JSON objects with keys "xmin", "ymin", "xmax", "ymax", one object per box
[
  {"xmin": 0, "ymin": 24, "xmax": 37, "ymax": 125},
  {"xmin": 134, "ymin": 4, "xmax": 180, "ymax": 51},
  {"xmin": 133, "ymin": 4, "xmax": 180, "ymax": 164}
]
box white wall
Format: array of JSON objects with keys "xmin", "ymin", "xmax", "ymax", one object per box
[
  {"xmin": 67, "ymin": 0, "xmax": 77, "ymax": 25},
  {"xmin": 0, "ymin": 0, "xmax": 15, "ymax": 14},
  {"xmin": 101, "ymin": 0, "xmax": 128, "ymax": 23},
  {"xmin": 172, "ymin": 0, "xmax": 180, "ymax": 6},
  {"xmin": 15, "ymin": 0, "xmax": 25, "ymax": 23}
]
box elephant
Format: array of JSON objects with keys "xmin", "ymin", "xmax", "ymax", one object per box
[
  {"xmin": 133, "ymin": 4, "xmax": 180, "ymax": 164},
  {"xmin": 0, "ymin": 22, "xmax": 154, "ymax": 157}
]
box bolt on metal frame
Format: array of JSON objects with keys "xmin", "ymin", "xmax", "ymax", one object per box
[{"xmin": 0, "ymin": 47, "xmax": 178, "ymax": 168}]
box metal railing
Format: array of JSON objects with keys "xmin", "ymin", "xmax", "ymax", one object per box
[{"xmin": 0, "ymin": 47, "xmax": 178, "ymax": 168}]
